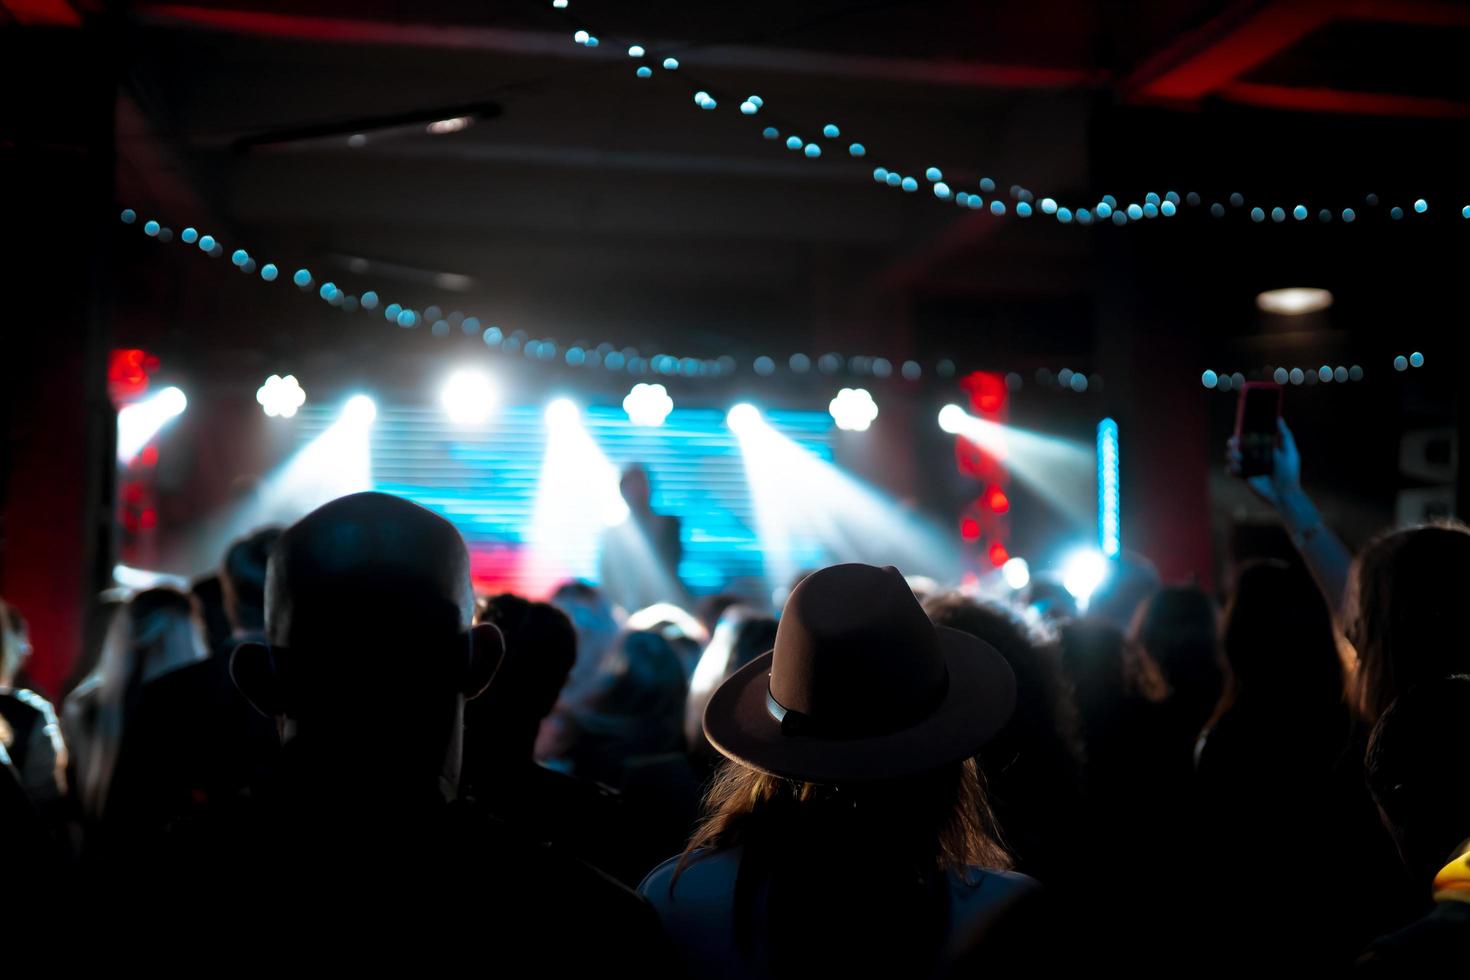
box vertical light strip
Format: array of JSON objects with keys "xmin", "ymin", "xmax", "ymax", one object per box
[{"xmin": 1097, "ymin": 417, "xmax": 1120, "ymax": 558}]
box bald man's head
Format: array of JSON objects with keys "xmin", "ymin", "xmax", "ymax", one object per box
[
  {"xmin": 236, "ymin": 493, "xmax": 501, "ymax": 800},
  {"xmin": 266, "ymin": 492, "xmax": 475, "ymax": 653}
]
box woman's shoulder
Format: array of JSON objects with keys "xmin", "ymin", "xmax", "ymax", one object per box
[
  {"xmin": 639, "ymin": 847, "xmax": 742, "ymax": 904},
  {"xmin": 949, "ymin": 867, "xmax": 1040, "ymax": 928}
]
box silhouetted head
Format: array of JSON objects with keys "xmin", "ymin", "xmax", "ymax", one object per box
[
  {"xmin": 220, "ymin": 526, "xmax": 282, "ymax": 635},
  {"xmin": 619, "ymin": 464, "xmax": 652, "ymax": 512},
  {"xmin": 926, "ymin": 593, "xmax": 1084, "ymax": 780},
  {"xmin": 1133, "ymin": 586, "xmax": 1221, "ymax": 727},
  {"xmin": 1348, "ymin": 523, "xmax": 1470, "ymax": 721},
  {"xmin": 1366, "ymin": 675, "xmax": 1470, "ymax": 884},
  {"xmin": 0, "ymin": 600, "xmax": 31, "ymax": 688},
  {"xmin": 231, "ymin": 492, "xmax": 502, "ymax": 802},
  {"xmin": 1222, "ymin": 560, "xmax": 1343, "ymax": 711},
  {"xmin": 477, "ymin": 594, "xmax": 576, "ymax": 727}
]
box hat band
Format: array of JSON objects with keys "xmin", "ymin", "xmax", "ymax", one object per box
[{"xmin": 765, "ymin": 668, "xmax": 951, "ymax": 740}]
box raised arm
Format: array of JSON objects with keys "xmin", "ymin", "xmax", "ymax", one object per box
[{"xmin": 1230, "ymin": 419, "xmax": 1353, "ymax": 615}]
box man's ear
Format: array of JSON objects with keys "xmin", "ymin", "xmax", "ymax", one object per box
[
  {"xmin": 231, "ymin": 642, "xmax": 284, "ymax": 718},
  {"xmin": 464, "ymin": 622, "xmax": 505, "ymax": 700}
]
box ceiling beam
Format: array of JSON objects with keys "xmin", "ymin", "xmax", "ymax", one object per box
[
  {"xmin": 133, "ymin": 3, "xmax": 1093, "ymax": 90},
  {"xmin": 1125, "ymin": 0, "xmax": 1470, "ymax": 112}
]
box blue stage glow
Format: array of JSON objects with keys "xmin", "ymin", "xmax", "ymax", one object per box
[
  {"xmin": 181, "ymin": 227, "xmax": 197, "ymax": 244},
  {"xmin": 786, "ymin": 136, "xmax": 802, "ymax": 150},
  {"xmin": 120, "ymin": 209, "xmax": 137, "ymax": 224},
  {"xmin": 293, "ymin": 268, "xmax": 311, "ymax": 287},
  {"xmin": 1293, "ymin": 205, "xmax": 1307, "ymax": 220},
  {"xmin": 848, "ymin": 143, "xmax": 865, "ymax": 157},
  {"xmin": 902, "ymin": 177, "xmax": 919, "ymax": 192},
  {"xmin": 637, "ymin": 66, "xmax": 652, "ymax": 78},
  {"xmin": 934, "ymin": 182, "xmax": 951, "ymax": 200},
  {"xmin": 763, "ymin": 126, "xmax": 779, "ymax": 139},
  {"xmin": 804, "ymin": 143, "xmax": 820, "ymax": 158},
  {"xmin": 261, "ymin": 263, "xmax": 278, "ymax": 281},
  {"xmin": 1414, "ymin": 198, "xmax": 1428, "ymax": 213},
  {"xmin": 144, "ymin": 221, "xmax": 160, "ymax": 236},
  {"xmin": 823, "ymin": 124, "xmax": 840, "ymax": 138},
  {"xmin": 991, "ymin": 200, "xmax": 1006, "ymax": 215}
]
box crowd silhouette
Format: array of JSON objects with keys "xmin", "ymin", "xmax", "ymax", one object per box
[{"xmin": 2, "ymin": 419, "xmax": 1468, "ymax": 973}]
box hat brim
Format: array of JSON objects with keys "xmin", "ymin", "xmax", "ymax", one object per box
[{"xmin": 702, "ymin": 626, "xmax": 1016, "ymax": 783}]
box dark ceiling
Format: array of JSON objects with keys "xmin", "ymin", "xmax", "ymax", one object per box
[{"xmin": 13, "ymin": 0, "xmax": 1470, "ymax": 393}]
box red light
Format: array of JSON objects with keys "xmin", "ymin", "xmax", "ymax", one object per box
[
  {"xmin": 988, "ymin": 542, "xmax": 1009, "ymax": 567},
  {"xmin": 986, "ymin": 486, "xmax": 1010, "ymax": 514},
  {"xmin": 139, "ymin": 508, "xmax": 158, "ymax": 530},
  {"xmin": 109, "ymin": 348, "xmax": 157, "ymax": 403},
  {"xmin": 962, "ymin": 371, "xmax": 1007, "ymax": 417},
  {"xmin": 959, "ymin": 517, "xmax": 981, "ymax": 542},
  {"xmin": 138, "ymin": 446, "xmax": 159, "ymax": 467}
]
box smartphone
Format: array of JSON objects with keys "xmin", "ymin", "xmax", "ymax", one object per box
[{"xmin": 1235, "ymin": 382, "xmax": 1282, "ymax": 477}]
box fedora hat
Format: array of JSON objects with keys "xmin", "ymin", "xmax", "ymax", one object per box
[{"xmin": 703, "ymin": 563, "xmax": 1015, "ymax": 783}]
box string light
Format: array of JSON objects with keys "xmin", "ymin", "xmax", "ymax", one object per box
[{"xmin": 117, "ymin": 208, "xmax": 1405, "ymax": 393}]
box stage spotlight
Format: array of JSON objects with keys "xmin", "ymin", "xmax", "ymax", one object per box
[
  {"xmin": 727, "ymin": 403, "xmax": 762, "ymax": 434},
  {"xmin": 343, "ymin": 394, "xmax": 377, "ymax": 426},
  {"xmin": 938, "ymin": 403, "xmax": 966, "ymax": 434},
  {"xmin": 545, "ymin": 398, "xmax": 581, "ymax": 429},
  {"xmin": 117, "ymin": 385, "xmax": 188, "ymax": 463},
  {"xmin": 1002, "ymin": 557, "xmax": 1031, "ymax": 591},
  {"xmin": 1062, "ymin": 548, "xmax": 1110, "ymax": 611},
  {"xmin": 732, "ymin": 406, "xmax": 960, "ymax": 589},
  {"xmin": 938, "ymin": 402, "xmax": 1092, "ymax": 522},
  {"xmin": 623, "ymin": 383, "xmax": 674, "ymax": 427},
  {"xmin": 829, "ymin": 387, "xmax": 879, "ymax": 432},
  {"xmin": 439, "ymin": 369, "xmax": 497, "ymax": 425},
  {"xmin": 256, "ymin": 374, "xmax": 307, "ymax": 418}
]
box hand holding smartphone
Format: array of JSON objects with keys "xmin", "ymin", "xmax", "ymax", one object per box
[{"xmin": 1234, "ymin": 382, "xmax": 1283, "ymax": 478}]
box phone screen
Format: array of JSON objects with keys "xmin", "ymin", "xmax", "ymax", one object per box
[{"xmin": 1236, "ymin": 383, "xmax": 1282, "ymax": 477}]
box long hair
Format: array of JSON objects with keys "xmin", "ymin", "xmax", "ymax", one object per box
[
  {"xmin": 674, "ymin": 757, "xmax": 1010, "ymax": 974},
  {"xmin": 1217, "ymin": 561, "xmax": 1345, "ymax": 719},
  {"xmin": 1347, "ymin": 522, "xmax": 1470, "ymax": 722},
  {"xmin": 69, "ymin": 588, "xmax": 206, "ymax": 821}
]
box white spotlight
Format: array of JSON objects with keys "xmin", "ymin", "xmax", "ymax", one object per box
[
  {"xmin": 1062, "ymin": 547, "xmax": 1109, "ymax": 610},
  {"xmin": 545, "ymin": 398, "xmax": 581, "ymax": 429},
  {"xmin": 938, "ymin": 403, "xmax": 967, "ymax": 434},
  {"xmin": 256, "ymin": 374, "xmax": 307, "ymax": 418},
  {"xmin": 1255, "ymin": 287, "xmax": 1333, "ymax": 316},
  {"xmin": 727, "ymin": 403, "xmax": 762, "ymax": 433},
  {"xmin": 1002, "ymin": 557, "xmax": 1031, "ymax": 591},
  {"xmin": 426, "ymin": 116, "xmax": 472, "ymax": 135},
  {"xmin": 117, "ymin": 385, "xmax": 188, "ymax": 462},
  {"xmin": 623, "ymin": 383, "xmax": 674, "ymax": 427},
  {"xmin": 343, "ymin": 394, "xmax": 377, "ymax": 426},
  {"xmin": 440, "ymin": 369, "xmax": 497, "ymax": 425},
  {"xmin": 156, "ymin": 386, "xmax": 187, "ymax": 417},
  {"xmin": 829, "ymin": 387, "xmax": 879, "ymax": 432}
]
